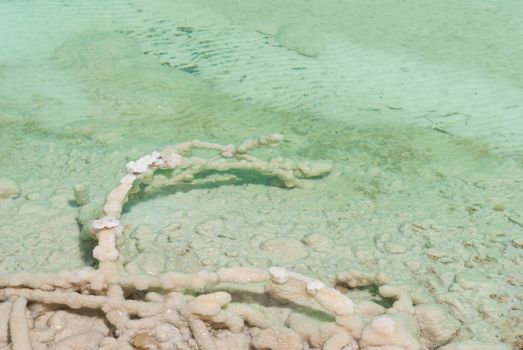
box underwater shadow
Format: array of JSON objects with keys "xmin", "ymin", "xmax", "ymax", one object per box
[{"xmin": 121, "ymin": 168, "xmax": 290, "ymax": 214}]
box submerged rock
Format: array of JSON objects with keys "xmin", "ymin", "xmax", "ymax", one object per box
[
  {"xmin": 260, "ymin": 237, "xmax": 309, "ymax": 262},
  {"xmin": 0, "ymin": 178, "xmax": 20, "ymax": 199}
]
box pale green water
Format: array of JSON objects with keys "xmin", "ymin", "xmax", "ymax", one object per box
[{"xmin": 1, "ymin": 1, "xmax": 523, "ymax": 347}]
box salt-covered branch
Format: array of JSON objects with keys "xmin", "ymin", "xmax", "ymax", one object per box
[
  {"xmin": 0, "ymin": 135, "xmax": 473, "ymax": 350},
  {"xmin": 9, "ymin": 297, "xmax": 33, "ymax": 350},
  {"xmin": 88, "ymin": 134, "xmax": 332, "ymax": 278}
]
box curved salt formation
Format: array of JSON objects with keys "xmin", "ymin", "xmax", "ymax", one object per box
[{"xmin": 0, "ymin": 135, "xmax": 512, "ymax": 349}]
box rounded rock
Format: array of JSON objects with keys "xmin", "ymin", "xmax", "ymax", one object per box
[
  {"xmin": 384, "ymin": 242, "xmax": 407, "ymax": 254},
  {"xmin": 195, "ymin": 218, "xmax": 225, "ymax": 237},
  {"xmin": 511, "ymin": 238, "xmax": 523, "ymax": 249},
  {"xmin": 0, "ymin": 178, "xmax": 20, "ymax": 199},
  {"xmin": 302, "ymin": 233, "xmax": 330, "ymax": 247},
  {"xmin": 260, "ymin": 237, "xmax": 309, "ymax": 262}
]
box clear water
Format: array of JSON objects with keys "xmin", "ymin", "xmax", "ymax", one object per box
[{"xmin": 1, "ymin": 0, "xmax": 522, "ymax": 347}]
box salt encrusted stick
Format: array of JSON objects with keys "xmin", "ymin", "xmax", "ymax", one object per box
[
  {"xmin": 307, "ymin": 280, "xmax": 355, "ymax": 316},
  {"xmin": 1, "ymin": 288, "xmax": 105, "ymax": 310},
  {"xmin": 268, "ymin": 267, "xmax": 355, "ymax": 316},
  {"xmin": 188, "ymin": 317, "xmax": 217, "ymax": 350},
  {"xmin": 113, "ymin": 272, "xmax": 220, "ymax": 291},
  {"xmin": 0, "ymin": 301, "xmax": 12, "ymax": 343},
  {"xmin": 217, "ymin": 267, "xmax": 270, "ymax": 283},
  {"xmin": 0, "ymin": 269, "xmax": 94, "ymax": 289},
  {"xmin": 236, "ymin": 133, "xmax": 284, "ymax": 153},
  {"xmin": 9, "ymin": 297, "xmax": 33, "ymax": 350},
  {"xmin": 0, "ymin": 135, "xmax": 378, "ymax": 350},
  {"xmin": 87, "ymin": 136, "xmax": 330, "ymax": 274},
  {"xmin": 88, "ymin": 135, "xmax": 332, "ymax": 272},
  {"xmin": 0, "ymin": 287, "xmax": 164, "ymax": 321}
]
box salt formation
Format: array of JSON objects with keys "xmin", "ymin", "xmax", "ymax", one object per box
[{"xmin": 0, "ymin": 135, "xmax": 511, "ymax": 349}]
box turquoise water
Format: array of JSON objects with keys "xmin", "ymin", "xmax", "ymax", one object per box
[{"xmin": 1, "ymin": 1, "xmax": 522, "ymax": 348}]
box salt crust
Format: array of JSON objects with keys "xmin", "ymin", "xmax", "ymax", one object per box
[{"xmin": 0, "ymin": 136, "xmax": 510, "ymax": 349}]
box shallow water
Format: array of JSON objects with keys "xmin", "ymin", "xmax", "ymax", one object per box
[{"xmin": 1, "ymin": 0, "xmax": 522, "ymax": 347}]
